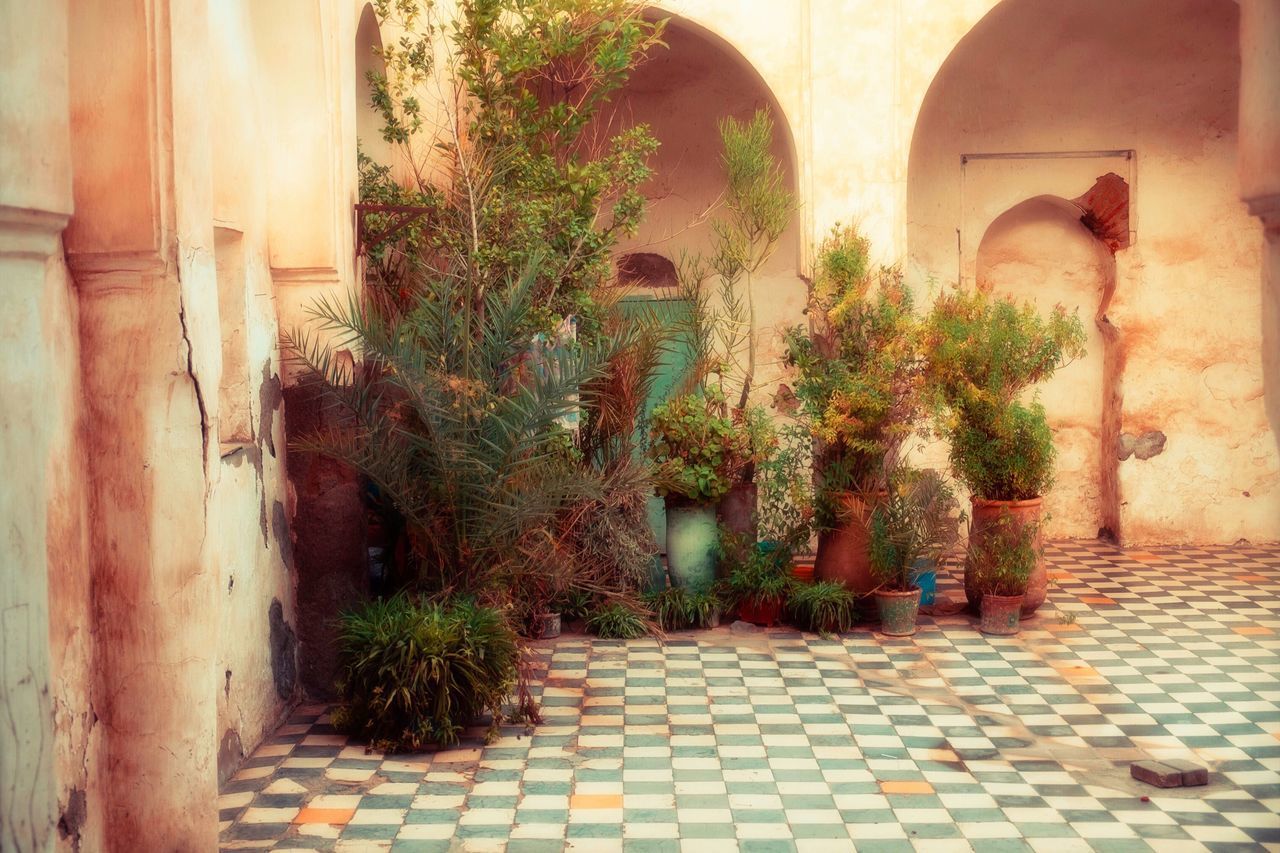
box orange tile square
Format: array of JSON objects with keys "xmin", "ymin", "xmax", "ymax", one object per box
[
  {"xmin": 1238, "ymin": 574, "xmax": 1269, "ymax": 583},
  {"xmin": 879, "ymin": 780, "xmax": 934, "ymax": 795},
  {"xmin": 1080, "ymin": 595, "xmax": 1116, "ymax": 606},
  {"xmin": 293, "ymin": 807, "xmax": 355, "ymax": 825},
  {"xmin": 1233, "ymin": 626, "xmax": 1274, "ymax": 636},
  {"xmin": 570, "ymin": 794, "xmax": 623, "ymax": 809},
  {"xmin": 1047, "ymin": 571, "xmax": 1075, "ymax": 581}
]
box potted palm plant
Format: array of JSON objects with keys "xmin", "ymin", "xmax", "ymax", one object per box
[
  {"xmin": 783, "ymin": 225, "xmax": 925, "ymax": 595},
  {"xmin": 649, "ymin": 389, "xmax": 752, "ymax": 588},
  {"xmin": 868, "ymin": 468, "xmax": 963, "ymax": 636},
  {"xmin": 924, "ymin": 290, "xmax": 1085, "ymax": 616},
  {"xmin": 970, "ymin": 513, "xmax": 1040, "ymax": 635}
]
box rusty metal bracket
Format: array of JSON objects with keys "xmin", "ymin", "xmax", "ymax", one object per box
[{"xmin": 355, "ymin": 203, "xmax": 432, "ymax": 257}]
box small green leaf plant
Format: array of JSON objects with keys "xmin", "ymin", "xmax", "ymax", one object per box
[
  {"xmin": 787, "ymin": 581, "xmax": 857, "ymax": 634},
  {"xmin": 968, "ymin": 513, "xmax": 1042, "ymax": 597},
  {"xmin": 868, "ymin": 467, "xmax": 964, "ymax": 592},
  {"xmin": 648, "ymin": 388, "xmax": 752, "ymax": 504}
]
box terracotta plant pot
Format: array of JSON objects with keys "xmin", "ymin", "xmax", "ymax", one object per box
[
  {"xmin": 874, "ymin": 587, "xmax": 920, "ymax": 637},
  {"xmin": 531, "ymin": 612, "xmax": 561, "ymax": 639},
  {"xmin": 665, "ymin": 499, "xmax": 718, "ymax": 589},
  {"xmin": 814, "ymin": 490, "xmax": 885, "ymax": 595},
  {"xmin": 791, "ymin": 563, "xmax": 815, "ymax": 584},
  {"xmin": 978, "ymin": 593, "xmax": 1024, "ymax": 636},
  {"xmin": 965, "ymin": 496, "xmax": 1046, "ymax": 617},
  {"xmin": 737, "ymin": 597, "xmax": 782, "ymax": 627},
  {"xmin": 717, "ymin": 482, "xmax": 758, "ymax": 548}
]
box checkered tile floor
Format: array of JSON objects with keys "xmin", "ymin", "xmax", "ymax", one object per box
[{"xmin": 220, "ymin": 541, "xmax": 1280, "ymax": 852}]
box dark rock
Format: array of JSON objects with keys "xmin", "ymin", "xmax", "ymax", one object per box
[{"xmin": 731, "ymin": 620, "xmax": 762, "ymax": 635}]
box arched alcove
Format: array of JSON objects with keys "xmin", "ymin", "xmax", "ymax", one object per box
[
  {"xmin": 905, "ymin": 0, "xmax": 1280, "ymax": 544},
  {"xmin": 356, "ymin": 4, "xmax": 390, "ymax": 168},
  {"xmin": 976, "ymin": 196, "xmax": 1113, "ymax": 539},
  {"xmin": 605, "ymin": 12, "xmax": 804, "ymax": 395}
]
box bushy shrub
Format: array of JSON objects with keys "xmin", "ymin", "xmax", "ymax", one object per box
[
  {"xmin": 649, "ymin": 389, "xmax": 752, "ymax": 504},
  {"xmin": 924, "ymin": 289, "xmax": 1085, "ymax": 501},
  {"xmin": 787, "ymin": 581, "xmax": 858, "ymax": 634},
  {"xmin": 782, "ymin": 225, "xmax": 925, "ymax": 525},
  {"xmin": 334, "ymin": 596, "xmax": 518, "ymax": 750},
  {"xmin": 718, "ymin": 534, "xmax": 795, "ymax": 611},
  {"xmin": 585, "ymin": 601, "xmax": 650, "ymax": 639},
  {"xmin": 969, "ymin": 514, "xmax": 1041, "ymax": 597}
]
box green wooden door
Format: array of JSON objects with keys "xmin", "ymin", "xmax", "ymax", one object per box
[{"xmin": 619, "ymin": 296, "xmax": 695, "ymax": 552}]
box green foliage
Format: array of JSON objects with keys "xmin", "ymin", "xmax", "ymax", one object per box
[
  {"xmin": 868, "ymin": 468, "xmax": 963, "ymax": 591},
  {"xmin": 718, "ymin": 533, "xmax": 796, "ymax": 610},
  {"xmin": 783, "ymin": 225, "xmax": 925, "ymax": 525},
  {"xmin": 645, "ymin": 585, "xmax": 721, "ymax": 631},
  {"xmin": 334, "ymin": 595, "xmax": 518, "ymax": 750},
  {"xmin": 924, "ymin": 289, "xmax": 1086, "ymax": 500},
  {"xmin": 787, "ymin": 581, "xmax": 857, "ymax": 634},
  {"xmin": 756, "ymin": 421, "xmax": 814, "ymax": 545},
  {"xmin": 585, "ymin": 600, "xmax": 650, "ymax": 639},
  {"xmin": 648, "ymin": 389, "xmax": 752, "ymax": 504},
  {"xmin": 969, "ymin": 513, "xmax": 1041, "ymax": 597},
  {"xmin": 363, "ymin": 0, "xmax": 665, "ymax": 332},
  {"xmin": 948, "ymin": 400, "xmax": 1056, "ymax": 501}
]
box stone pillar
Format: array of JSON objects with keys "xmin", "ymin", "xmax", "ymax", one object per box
[
  {"xmin": 1239, "ymin": 0, "xmax": 1280, "ymax": 453},
  {"xmin": 0, "ymin": 0, "xmax": 73, "ymax": 847},
  {"xmin": 66, "ymin": 0, "xmax": 220, "ymax": 847}
]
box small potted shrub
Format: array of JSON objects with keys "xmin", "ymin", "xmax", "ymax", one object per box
[
  {"xmin": 719, "ymin": 534, "xmax": 795, "ymax": 626},
  {"xmin": 867, "ymin": 468, "xmax": 963, "ymax": 636},
  {"xmin": 788, "ymin": 581, "xmax": 857, "ymax": 634},
  {"xmin": 924, "ymin": 290, "xmax": 1085, "ymax": 616},
  {"xmin": 782, "ymin": 225, "xmax": 924, "ymax": 595},
  {"xmin": 970, "ymin": 514, "xmax": 1040, "ymax": 636},
  {"xmin": 334, "ymin": 595, "xmax": 518, "ymax": 749},
  {"xmin": 649, "ymin": 389, "xmax": 751, "ymax": 588}
]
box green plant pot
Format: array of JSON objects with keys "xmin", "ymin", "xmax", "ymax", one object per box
[
  {"xmin": 979, "ymin": 593, "xmax": 1024, "ymax": 636},
  {"xmin": 874, "ymin": 588, "xmax": 920, "ymax": 637},
  {"xmin": 665, "ymin": 501, "xmax": 718, "ymax": 589}
]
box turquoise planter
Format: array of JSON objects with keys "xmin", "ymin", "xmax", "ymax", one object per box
[{"xmin": 665, "ymin": 501, "xmax": 718, "ymax": 589}]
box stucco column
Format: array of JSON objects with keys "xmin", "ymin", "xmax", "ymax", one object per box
[
  {"xmin": 1239, "ymin": 0, "xmax": 1280, "ymax": 452},
  {"xmin": 0, "ymin": 209, "xmax": 67, "ymax": 853},
  {"xmin": 0, "ymin": 0, "xmax": 73, "ymax": 847}
]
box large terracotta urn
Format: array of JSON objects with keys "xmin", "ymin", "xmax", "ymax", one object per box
[
  {"xmin": 813, "ymin": 490, "xmax": 884, "ymax": 595},
  {"xmin": 965, "ymin": 496, "xmax": 1046, "ymax": 617},
  {"xmin": 716, "ymin": 482, "xmax": 758, "ymax": 547}
]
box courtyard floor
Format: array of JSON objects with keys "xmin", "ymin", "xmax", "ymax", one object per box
[{"xmin": 219, "ymin": 541, "xmax": 1280, "ymax": 852}]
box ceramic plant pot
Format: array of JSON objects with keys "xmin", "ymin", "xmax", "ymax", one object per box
[
  {"xmin": 532, "ymin": 612, "xmax": 562, "ymax": 639},
  {"xmin": 737, "ymin": 597, "xmax": 782, "ymax": 627},
  {"xmin": 965, "ymin": 496, "xmax": 1046, "ymax": 617},
  {"xmin": 665, "ymin": 499, "xmax": 718, "ymax": 589},
  {"xmin": 875, "ymin": 587, "xmax": 921, "ymax": 637},
  {"xmin": 716, "ymin": 482, "xmax": 759, "ymax": 548},
  {"xmin": 814, "ymin": 490, "xmax": 886, "ymax": 595},
  {"xmin": 979, "ymin": 593, "xmax": 1024, "ymax": 635}
]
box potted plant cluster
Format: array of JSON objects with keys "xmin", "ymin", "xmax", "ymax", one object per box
[
  {"xmin": 867, "ymin": 467, "xmax": 963, "ymax": 636},
  {"xmin": 718, "ymin": 532, "xmax": 796, "ymax": 626},
  {"xmin": 649, "ymin": 388, "xmax": 752, "ymax": 588},
  {"xmin": 969, "ymin": 513, "xmax": 1041, "ymax": 635},
  {"xmin": 782, "ymin": 225, "xmax": 924, "ymax": 596},
  {"xmin": 924, "ymin": 290, "xmax": 1085, "ymax": 617}
]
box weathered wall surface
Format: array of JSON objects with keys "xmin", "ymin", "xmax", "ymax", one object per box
[{"xmin": 907, "ymin": 0, "xmax": 1279, "ymax": 544}]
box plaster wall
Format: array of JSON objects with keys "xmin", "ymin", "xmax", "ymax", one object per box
[{"xmin": 907, "ymin": 0, "xmax": 1279, "ymax": 544}]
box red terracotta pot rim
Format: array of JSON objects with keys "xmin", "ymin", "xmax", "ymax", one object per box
[
  {"xmin": 980, "ymin": 593, "xmax": 1025, "ymax": 604},
  {"xmin": 970, "ymin": 496, "xmax": 1042, "ymax": 509},
  {"xmin": 874, "ymin": 586, "xmax": 920, "ymax": 599}
]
